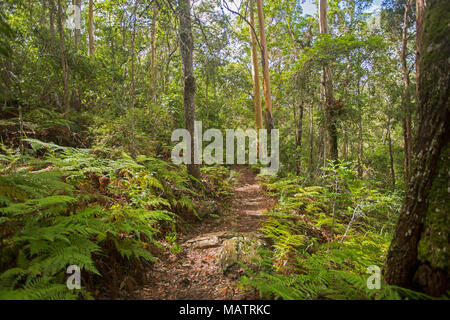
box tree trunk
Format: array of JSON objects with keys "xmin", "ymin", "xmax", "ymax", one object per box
[
  {"xmin": 88, "ymin": 0, "xmax": 94, "ymax": 55},
  {"xmin": 384, "ymin": 0, "xmax": 449, "ymax": 296},
  {"xmin": 57, "ymin": 0, "xmax": 69, "ymax": 115},
  {"xmin": 387, "ymin": 116, "xmax": 396, "ymax": 188},
  {"xmin": 296, "ymin": 101, "xmax": 304, "ymax": 175},
  {"xmin": 255, "ymin": 0, "xmax": 273, "ymax": 132},
  {"xmin": 40, "ymin": 0, "xmax": 47, "ymax": 27},
  {"xmin": 129, "ymin": 0, "xmax": 138, "ymax": 157},
  {"xmin": 73, "ymin": 0, "xmax": 81, "ymax": 47},
  {"xmin": 249, "ymin": 0, "xmax": 263, "ymax": 131},
  {"xmin": 178, "ymin": 0, "xmax": 201, "ymax": 181},
  {"xmin": 358, "ymin": 113, "xmax": 363, "ymax": 178},
  {"xmin": 49, "ymin": 0, "xmax": 55, "ymax": 39},
  {"xmin": 401, "ymin": 0, "xmax": 412, "ymax": 185},
  {"xmin": 309, "ymin": 104, "xmax": 314, "ymax": 174},
  {"xmin": 205, "ymin": 56, "xmax": 209, "ymax": 122},
  {"xmin": 342, "ymin": 127, "xmax": 347, "ymax": 160},
  {"xmin": 150, "ymin": 2, "xmax": 157, "ymax": 103},
  {"xmin": 415, "ymin": 0, "xmax": 426, "ymax": 100},
  {"xmin": 319, "ymin": 0, "xmax": 338, "ymax": 162},
  {"xmin": 130, "ymin": 1, "xmax": 137, "ymax": 101}
]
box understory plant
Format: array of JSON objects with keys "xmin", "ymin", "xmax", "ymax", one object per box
[
  {"xmin": 240, "ymin": 160, "xmax": 426, "ymax": 300},
  {"xmin": 0, "ymin": 139, "xmax": 216, "ymax": 299}
]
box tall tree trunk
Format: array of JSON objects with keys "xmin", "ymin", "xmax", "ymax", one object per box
[
  {"xmin": 387, "ymin": 116, "xmax": 396, "ymax": 188},
  {"xmin": 57, "ymin": 0, "xmax": 69, "ymax": 115},
  {"xmin": 309, "ymin": 104, "xmax": 314, "ymax": 174},
  {"xmin": 150, "ymin": 2, "xmax": 157, "ymax": 103},
  {"xmin": 130, "ymin": 1, "xmax": 137, "ymax": 101},
  {"xmin": 342, "ymin": 127, "xmax": 347, "ymax": 159},
  {"xmin": 415, "ymin": 0, "xmax": 426, "ymax": 99},
  {"xmin": 129, "ymin": 0, "xmax": 138, "ymax": 157},
  {"xmin": 88, "ymin": 0, "xmax": 94, "ymax": 55},
  {"xmin": 205, "ymin": 56, "xmax": 209, "ymax": 122},
  {"xmin": 401, "ymin": 0, "xmax": 413, "ymax": 185},
  {"xmin": 73, "ymin": 0, "xmax": 81, "ymax": 47},
  {"xmin": 358, "ymin": 113, "xmax": 363, "ymax": 178},
  {"xmin": 384, "ymin": 0, "xmax": 449, "ymax": 296},
  {"xmin": 49, "ymin": 0, "xmax": 55, "ymax": 39},
  {"xmin": 179, "ymin": 0, "xmax": 201, "ymax": 180},
  {"xmin": 40, "ymin": 0, "xmax": 47, "ymax": 27},
  {"xmin": 319, "ymin": 0, "xmax": 338, "ymax": 162},
  {"xmin": 255, "ymin": 0, "xmax": 273, "ymax": 132},
  {"xmin": 296, "ymin": 101, "xmax": 304, "ymax": 175},
  {"xmin": 249, "ymin": 0, "xmax": 263, "ymax": 131}
]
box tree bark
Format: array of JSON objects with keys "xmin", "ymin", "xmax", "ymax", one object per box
[
  {"xmin": 309, "ymin": 104, "xmax": 314, "ymax": 174},
  {"xmin": 49, "ymin": 0, "xmax": 55, "ymax": 39},
  {"xmin": 384, "ymin": 0, "xmax": 449, "ymax": 296},
  {"xmin": 319, "ymin": 0, "xmax": 338, "ymax": 162},
  {"xmin": 88, "ymin": 0, "xmax": 94, "ymax": 55},
  {"xmin": 358, "ymin": 113, "xmax": 363, "ymax": 178},
  {"xmin": 249, "ymin": 0, "xmax": 263, "ymax": 131},
  {"xmin": 57, "ymin": 0, "xmax": 69, "ymax": 115},
  {"xmin": 400, "ymin": 0, "xmax": 413, "ymax": 185},
  {"xmin": 342, "ymin": 127, "xmax": 347, "ymax": 160},
  {"xmin": 296, "ymin": 101, "xmax": 304, "ymax": 175},
  {"xmin": 73, "ymin": 0, "xmax": 81, "ymax": 47},
  {"xmin": 179, "ymin": 0, "xmax": 201, "ymax": 180},
  {"xmin": 255, "ymin": 0, "xmax": 273, "ymax": 132},
  {"xmin": 387, "ymin": 116, "xmax": 396, "ymax": 188},
  {"xmin": 205, "ymin": 56, "xmax": 209, "ymax": 121},
  {"xmin": 150, "ymin": 2, "xmax": 157, "ymax": 103},
  {"xmin": 415, "ymin": 0, "xmax": 426, "ymax": 99},
  {"xmin": 130, "ymin": 1, "xmax": 137, "ymax": 101}
]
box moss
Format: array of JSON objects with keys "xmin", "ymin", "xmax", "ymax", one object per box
[
  {"xmin": 417, "ymin": 147, "xmax": 450, "ymax": 270},
  {"xmin": 420, "ymin": 0, "xmax": 450, "ymax": 85},
  {"xmin": 218, "ymin": 233, "xmax": 268, "ymax": 272}
]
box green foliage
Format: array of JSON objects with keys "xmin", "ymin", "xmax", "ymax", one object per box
[
  {"xmin": 201, "ymin": 166, "xmax": 237, "ymax": 200},
  {"xmin": 240, "ymin": 161, "xmax": 418, "ymax": 300},
  {"xmin": 0, "ymin": 137, "xmax": 236, "ymax": 299},
  {"xmin": 0, "ymin": 139, "xmax": 202, "ymax": 299},
  {"xmin": 0, "ymin": 0, "xmax": 446, "ymax": 300},
  {"xmin": 0, "ymin": 9, "xmax": 13, "ymax": 57}
]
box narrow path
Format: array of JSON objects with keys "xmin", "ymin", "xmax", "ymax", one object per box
[{"xmin": 137, "ymin": 166, "xmax": 274, "ymax": 300}]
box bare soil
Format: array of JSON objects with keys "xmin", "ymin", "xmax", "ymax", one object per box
[{"xmin": 137, "ymin": 166, "xmax": 274, "ymax": 300}]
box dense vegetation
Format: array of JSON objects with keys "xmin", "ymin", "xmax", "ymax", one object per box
[{"xmin": 0, "ymin": 0, "xmax": 448, "ymax": 300}]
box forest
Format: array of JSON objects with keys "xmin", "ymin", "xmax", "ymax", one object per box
[{"xmin": 0, "ymin": 0, "xmax": 448, "ymax": 301}]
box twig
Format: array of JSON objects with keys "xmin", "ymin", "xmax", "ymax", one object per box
[
  {"xmin": 221, "ymin": 0, "xmax": 262, "ymax": 51},
  {"xmin": 340, "ymin": 204, "xmax": 360, "ymax": 244}
]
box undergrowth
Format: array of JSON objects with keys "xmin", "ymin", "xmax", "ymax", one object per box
[
  {"xmin": 240, "ymin": 161, "xmax": 431, "ymax": 300},
  {"xmin": 0, "ymin": 139, "xmax": 234, "ymax": 299}
]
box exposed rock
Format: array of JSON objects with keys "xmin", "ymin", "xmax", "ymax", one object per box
[
  {"xmin": 187, "ymin": 235, "xmax": 220, "ymax": 249},
  {"xmin": 217, "ymin": 232, "xmax": 269, "ymax": 274}
]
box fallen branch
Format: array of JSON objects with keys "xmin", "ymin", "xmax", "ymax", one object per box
[{"xmin": 340, "ymin": 204, "xmax": 360, "ymax": 244}]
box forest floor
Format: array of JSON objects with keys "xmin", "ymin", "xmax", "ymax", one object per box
[{"xmin": 136, "ymin": 166, "xmax": 275, "ymax": 300}]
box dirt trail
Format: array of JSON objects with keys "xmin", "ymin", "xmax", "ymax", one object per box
[{"xmin": 137, "ymin": 166, "xmax": 274, "ymax": 300}]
